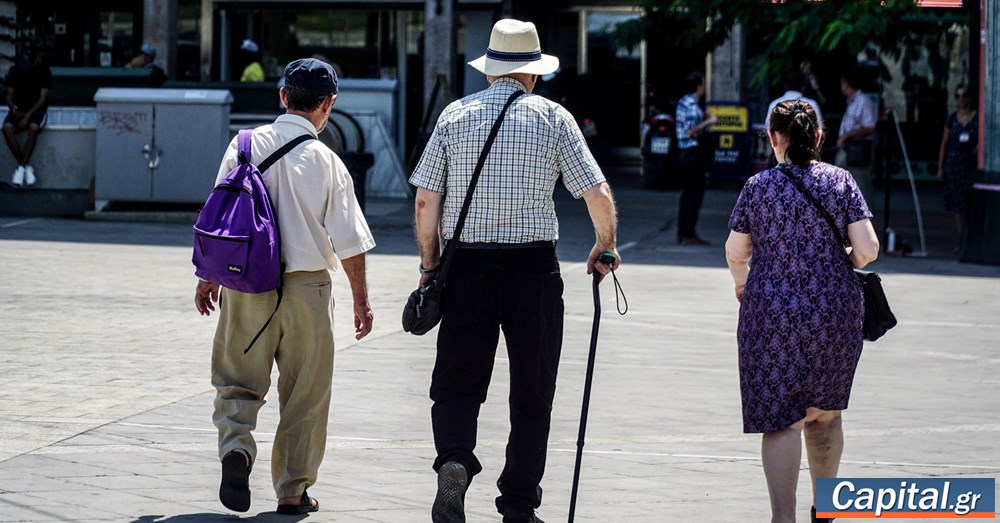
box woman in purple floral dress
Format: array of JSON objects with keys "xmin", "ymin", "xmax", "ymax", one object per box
[{"xmin": 725, "ymin": 100, "xmax": 880, "ymax": 523}]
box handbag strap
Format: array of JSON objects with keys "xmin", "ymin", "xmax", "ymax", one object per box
[
  {"xmin": 774, "ymin": 164, "xmax": 852, "ymax": 265},
  {"xmin": 437, "ymin": 90, "xmax": 525, "ymax": 281}
]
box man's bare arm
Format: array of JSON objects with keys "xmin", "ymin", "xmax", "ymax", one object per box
[
  {"xmin": 581, "ymin": 182, "xmax": 620, "ymax": 281},
  {"xmin": 340, "ymin": 253, "xmax": 373, "ymax": 340},
  {"xmin": 414, "ymin": 187, "xmax": 443, "ymax": 286}
]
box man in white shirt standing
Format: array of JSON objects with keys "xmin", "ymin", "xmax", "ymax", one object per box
[
  {"xmin": 766, "ymin": 70, "xmax": 823, "ymax": 130},
  {"xmin": 835, "ymin": 71, "xmax": 878, "ymax": 206},
  {"xmin": 194, "ymin": 58, "xmax": 375, "ymax": 516}
]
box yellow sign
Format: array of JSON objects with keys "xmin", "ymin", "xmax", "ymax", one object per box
[
  {"xmin": 719, "ymin": 134, "xmax": 734, "ymax": 149},
  {"xmin": 707, "ymin": 105, "xmax": 749, "ymax": 133}
]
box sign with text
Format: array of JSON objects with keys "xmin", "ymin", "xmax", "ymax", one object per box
[
  {"xmin": 816, "ymin": 478, "xmax": 996, "ymax": 518},
  {"xmin": 706, "ymin": 102, "xmax": 751, "ymax": 181}
]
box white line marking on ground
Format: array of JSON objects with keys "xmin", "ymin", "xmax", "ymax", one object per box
[
  {"xmin": 0, "ymin": 218, "xmax": 41, "ymax": 228},
  {"xmin": 113, "ymin": 422, "xmax": 393, "ymax": 441},
  {"xmin": 564, "ymin": 240, "xmax": 639, "ymax": 273},
  {"xmin": 619, "ymin": 241, "xmax": 638, "ymax": 252},
  {"xmin": 111, "ymin": 423, "xmax": 1000, "ymax": 447},
  {"xmin": 548, "ymin": 448, "xmax": 1000, "ymax": 471}
]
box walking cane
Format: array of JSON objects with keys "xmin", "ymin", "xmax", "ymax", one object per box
[{"xmin": 568, "ymin": 252, "xmax": 620, "ymax": 523}]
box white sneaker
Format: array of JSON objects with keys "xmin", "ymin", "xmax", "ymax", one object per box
[
  {"xmin": 11, "ymin": 166, "xmax": 24, "ymax": 187},
  {"xmin": 23, "ymin": 165, "xmax": 35, "ymax": 186}
]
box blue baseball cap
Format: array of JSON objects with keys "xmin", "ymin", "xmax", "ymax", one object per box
[{"xmin": 282, "ymin": 58, "xmax": 338, "ymax": 96}]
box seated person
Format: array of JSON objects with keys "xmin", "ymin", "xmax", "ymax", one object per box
[
  {"xmin": 125, "ymin": 43, "xmax": 167, "ymax": 86},
  {"xmin": 4, "ymin": 47, "xmax": 51, "ymax": 187}
]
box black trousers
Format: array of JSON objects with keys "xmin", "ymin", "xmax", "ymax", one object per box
[
  {"xmin": 430, "ymin": 246, "xmax": 564, "ymax": 512},
  {"xmin": 677, "ymin": 146, "xmax": 708, "ymax": 238}
]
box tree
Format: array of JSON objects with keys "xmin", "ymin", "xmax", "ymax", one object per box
[{"xmin": 616, "ymin": 0, "xmax": 921, "ymax": 88}]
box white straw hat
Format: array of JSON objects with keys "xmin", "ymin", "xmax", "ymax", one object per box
[{"xmin": 468, "ymin": 19, "xmax": 559, "ymax": 76}]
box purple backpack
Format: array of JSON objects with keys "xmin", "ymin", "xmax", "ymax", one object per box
[
  {"xmin": 193, "ymin": 130, "xmax": 314, "ymax": 353},
  {"xmin": 193, "ymin": 129, "xmax": 313, "ymax": 293}
]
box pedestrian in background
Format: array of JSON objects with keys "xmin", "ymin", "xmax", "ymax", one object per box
[
  {"xmin": 834, "ymin": 71, "xmax": 878, "ymax": 208},
  {"xmin": 800, "ymin": 60, "xmax": 826, "ymax": 106},
  {"xmin": 125, "ymin": 43, "xmax": 157, "ymax": 69},
  {"xmin": 936, "ymin": 84, "xmax": 978, "ymax": 253},
  {"xmin": 124, "ymin": 43, "xmax": 166, "ymax": 86},
  {"xmin": 239, "ymin": 39, "xmax": 265, "ymax": 82},
  {"xmin": 726, "ymin": 100, "xmax": 880, "ymax": 523},
  {"xmin": 3, "ymin": 45, "xmax": 51, "ymax": 187},
  {"xmin": 410, "ymin": 18, "xmax": 619, "ymax": 523},
  {"xmin": 195, "ymin": 58, "xmax": 375, "ymax": 516},
  {"xmin": 767, "ymin": 70, "xmax": 823, "ymax": 131},
  {"xmin": 674, "ymin": 71, "xmax": 717, "ymax": 245}
]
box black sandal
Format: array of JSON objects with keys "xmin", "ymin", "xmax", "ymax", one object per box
[
  {"xmin": 276, "ymin": 488, "xmax": 319, "ymax": 515},
  {"xmin": 219, "ymin": 450, "xmax": 252, "ymax": 512}
]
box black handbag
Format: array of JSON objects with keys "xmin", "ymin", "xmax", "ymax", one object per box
[
  {"xmin": 854, "ymin": 269, "xmax": 895, "ymax": 341},
  {"xmin": 402, "ymin": 90, "xmax": 525, "ymax": 335},
  {"xmin": 776, "ymin": 165, "xmax": 897, "ymax": 341}
]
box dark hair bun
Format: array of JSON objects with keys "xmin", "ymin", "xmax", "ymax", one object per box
[{"xmin": 769, "ymin": 100, "xmax": 822, "ymax": 166}]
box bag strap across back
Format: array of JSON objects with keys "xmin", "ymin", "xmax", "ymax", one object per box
[
  {"xmin": 234, "ymin": 130, "xmax": 315, "ymax": 355},
  {"xmin": 775, "ymin": 164, "xmax": 853, "ymax": 265},
  {"xmin": 236, "ymin": 129, "xmax": 315, "ymax": 172},
  {"xmin": 437, "ymin": 90, "xmax": 525, "ymax": 283}
]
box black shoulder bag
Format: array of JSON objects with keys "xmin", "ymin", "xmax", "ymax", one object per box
[
  {"xmin": 402, "ymin": 90, "xmax": 525, "ymax": 335},
  {"xmin": 776, "ymin": 165, "xmax": 897, "ymax": 342}
]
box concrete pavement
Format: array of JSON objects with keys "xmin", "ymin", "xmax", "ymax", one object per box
[{"xmin": 1, "ymin": 161, "xmax": 998, "ymax": 522}]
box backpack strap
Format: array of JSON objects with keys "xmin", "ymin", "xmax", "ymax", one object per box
[
  {"xmin": 237, "ymin": 129, "xmax": 253, "ymax": 165},
  {"xmin": 238, "ymin": 131, "xmax": 314, "ymax": 355},
  {"xmin": 243, "ymin": 267, "xmax": 283, "ymax": 355}
]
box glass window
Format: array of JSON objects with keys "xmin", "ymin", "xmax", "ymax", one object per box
[
  {"xmin": 233, "ymin": 9, "xmax": 399, "ymax": 80},
  {"xmin": 296, "ymin": 12, "xmax": 368, "ymax": 48},
  {"xmin": 98, "ymin": 11, "xmax": 134, "ymax": 67},
  {"xmin": 178, "ymin": 0, "xmax": 202, "ymax": 80}
]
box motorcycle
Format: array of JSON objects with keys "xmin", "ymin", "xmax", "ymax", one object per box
[{"xmin": 640, "ymin": 107, "xmax": 679, "ymax": 189}]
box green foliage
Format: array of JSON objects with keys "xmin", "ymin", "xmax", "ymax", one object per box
[{"xmin": 617, "ymin": 0, "xmax": 921, "ymax": 88}]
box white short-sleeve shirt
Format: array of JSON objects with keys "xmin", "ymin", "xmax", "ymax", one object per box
[{"xmin": 215, "ymin": 114, "xmax": 375, "ymax": 272}]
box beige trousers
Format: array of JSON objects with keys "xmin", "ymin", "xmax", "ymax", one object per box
[{"xmin": 211, "ymin": 270, "xmax": 335, "ymax": 499}]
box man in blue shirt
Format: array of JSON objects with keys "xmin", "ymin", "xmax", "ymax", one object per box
[{"xmin": 674, "ymin": 72, "xmax": 717, "ymax": 245}]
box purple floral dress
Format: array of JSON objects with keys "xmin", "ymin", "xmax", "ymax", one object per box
[{"xmin": 728, "ymin": 162, "xmax": 872, "ymax": 433}]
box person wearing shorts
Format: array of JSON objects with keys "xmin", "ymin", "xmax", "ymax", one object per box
[{"xmin": 4, "ymin": 47, "xmax": 51, "ymax": 187}]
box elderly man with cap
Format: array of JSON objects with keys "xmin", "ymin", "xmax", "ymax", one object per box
[
  {"xmin": 411, "ymin": 18, "xmax": 619, "ymax": 523},
  {"xmin": 195, "ymin": 57, "xmax": 375, "ymax": 516}
]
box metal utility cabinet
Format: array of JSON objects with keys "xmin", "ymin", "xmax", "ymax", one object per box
[{"xmin": 94, "ymin": 88, "xmax": 233, "ymax": 204}]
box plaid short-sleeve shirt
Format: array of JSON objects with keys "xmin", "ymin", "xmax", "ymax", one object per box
[
  {"xmin": 409, "ymin": 77, "xmax": 605, "ymax": 243},
  {"xmin": 675, "ymin": 94, "xmax": 703, "ymax": 150},
  {"xmin": 838, "ymin": 90, "xmax": 877, "ymax": 140}
]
